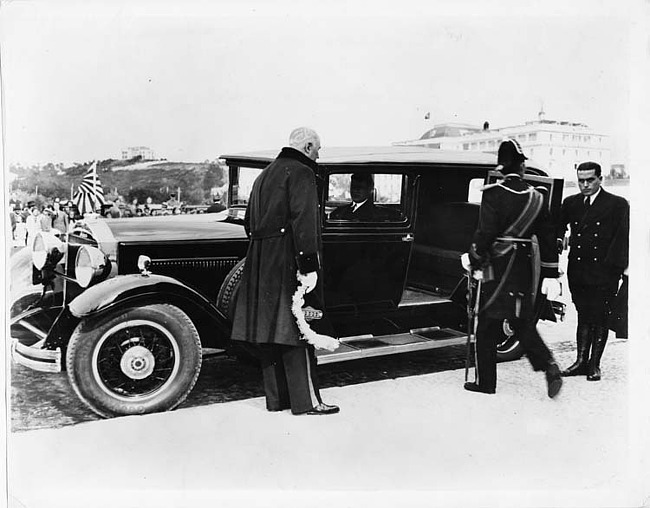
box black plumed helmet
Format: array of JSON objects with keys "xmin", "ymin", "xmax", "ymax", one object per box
[{"xmin": 497, "ymin": 138, "xmax": 527, "ymax": 168}]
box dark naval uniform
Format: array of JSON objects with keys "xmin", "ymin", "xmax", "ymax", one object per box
[
  {"xmin": 558, "ymin": 185, "xmax": 629, "ymax": 380},
  {"xmin": 231, "ymin": 147, "xmax": 325, "ymax": 414},
  {"xmin": 468, "ymin": 172, "xmax": 561, "ymax": 395}
]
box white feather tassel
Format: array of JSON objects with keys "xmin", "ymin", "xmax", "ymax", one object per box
[{"xmin": 292, "ymin": 271, "xmax": 340, "ymax": 351}]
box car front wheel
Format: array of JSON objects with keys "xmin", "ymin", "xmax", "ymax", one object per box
[{"xmin": 66, "ymin": 303, "xmax": 202, "ymax": 418}]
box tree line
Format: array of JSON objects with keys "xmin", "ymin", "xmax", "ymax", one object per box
[{"xmin": 9, "ymin": 157, "xmax": 227, "ymax": 206}]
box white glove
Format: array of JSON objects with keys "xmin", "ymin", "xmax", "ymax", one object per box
[
  {"xmin": 460, "ymin": 253, "xmax": 471, "ymax": 272},
  {"xmin": 541, "ymin": 278, "xmax": 562, "ymax": 301},
  {"xmin": 298, "ymin": 271, "xmax": 318, "ymax": 293}
]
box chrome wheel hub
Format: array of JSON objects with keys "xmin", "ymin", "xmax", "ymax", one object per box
[{"xmin": 120, "ymin": 345, "xmax": 155, "ymax": 380}]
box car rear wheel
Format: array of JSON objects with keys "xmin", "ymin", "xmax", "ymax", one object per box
[
  {"xmin": 495, "ymin": 319, "xmax": 525, "ymax": 362},
  {"xmin": 66, "ymin": 304, "xmax": 202, "ymax": 418}
]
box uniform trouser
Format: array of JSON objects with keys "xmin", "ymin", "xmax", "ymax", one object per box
[
  {"xmin": 571, "ymin": 286, "xmax": 614, "ymax": 327},
  {"xmin": 475, "ymin": 316, "xmax": 554, "ymax": 391},
  {"xmin": 258, "ymin": 343, "xmax": 322, "ymax": 414}
]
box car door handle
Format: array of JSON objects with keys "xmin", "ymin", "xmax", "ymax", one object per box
[{"xmin": 402, "ymin": 233, "xmax": 414, "ymax": 242}]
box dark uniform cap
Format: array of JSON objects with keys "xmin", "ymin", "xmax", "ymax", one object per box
[
  {"xmin": 497, "ymin": 138, "xmax": 528, "ymax": 167},
  {"xmin": 576, "ymin": 161, "xmax": 601, "ymax": 173}
]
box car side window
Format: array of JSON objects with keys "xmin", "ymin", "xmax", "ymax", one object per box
[
  {"xmin": 325, "ymin": 172, "xmax": 406, "ymax": 223},
  {"xmin": 467, "ymin": 178, "xmax": 484, "ymax": 204},
  {"xmin": 231, "ymin": 167, "xmax": 263, "ymax": 206}
]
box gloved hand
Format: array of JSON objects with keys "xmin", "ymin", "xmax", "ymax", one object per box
[
  {"xmin": 299, "ymin": 271, "xmax": 318, "ymax": 293},
  {"xmin": 460, "ymin": 253, "xmax": 471, "ymax": 272},
  {"xmin": 541, "ymin": 278, "xmax": 562, "ymax": 301},
  {"xmin": 556, "ymin": 238, "xmax": 564, "ymax": 254}
]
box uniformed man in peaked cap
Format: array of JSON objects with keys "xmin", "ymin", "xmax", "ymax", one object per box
[
  {"xmin": 461, "ymin": 138, "xmax": 563, "ymax": 398},
  {"xmin": 557, "ymin": 161, "xmax": 629, "ymax": 381}
]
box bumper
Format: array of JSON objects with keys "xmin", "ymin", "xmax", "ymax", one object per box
[{"xmin": 11, "ymin": 339, "xmax": 62, "ymax": 373}]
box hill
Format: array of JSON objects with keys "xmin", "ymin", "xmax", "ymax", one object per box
[{"xmin": 9, "ymin": 158, "xmax": 227, "ymax": 206}]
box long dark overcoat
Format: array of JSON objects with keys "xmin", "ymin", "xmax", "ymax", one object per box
[
  {"xmin": 231, "ymin": 147, "xmax": 323, "ymax": 346},
  {"xmin": 469, "ymin": 175, "xmax": 559, "ymax": 320}
]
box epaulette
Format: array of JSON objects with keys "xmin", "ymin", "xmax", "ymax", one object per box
[{"xmin": 493, "ymin": 181, "xmax": 532, "ymax": 195}]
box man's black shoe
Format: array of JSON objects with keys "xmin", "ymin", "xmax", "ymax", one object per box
[
  {"xmin": 561, "ymin": 362, "xmax": 588, "ymax": 377},
  {"xmin": 463, "ymin": 382, "xmax": 495, "ymax": 394},
  {"xmin": 546, "ymin": 363, "xmax": 563, "ymax": 398},
  {"xmin": 587, "ymin": 366, "xmax": 601, "ymax": 381},
  {"xmin": 299, "ymin": 403, "xmax": 340, "ymax": 415}
]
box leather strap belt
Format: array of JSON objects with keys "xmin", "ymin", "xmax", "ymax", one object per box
[
  {"xmin": 496, "ymin": 236, "xmax": 532, "ymax": 243},
  {"xmin": 250, "ymin": 226, "xmax": 288, "ymax": 240}
]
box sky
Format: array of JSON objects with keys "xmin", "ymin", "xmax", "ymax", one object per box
[{"xmin": 0, "ymin": 0, "xmax": 638, "ymax": 166}]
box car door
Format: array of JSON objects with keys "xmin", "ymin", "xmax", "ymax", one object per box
[{"xmin": 320, "ymin": 170, "xmax": 417, "ymax": 311}]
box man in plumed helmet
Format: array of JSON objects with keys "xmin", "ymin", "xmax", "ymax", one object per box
[
  {"xmin": 557, "ymin": 161, "xmax": 629, "ymax": 381},
  {"xmin": 461, "ymin": 138, "xmax": 563, "ymax": 397}
]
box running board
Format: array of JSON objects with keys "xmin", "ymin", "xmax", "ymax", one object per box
[{"xmin": 316, "ymin": 327, "xmax": 467, "ymax": 365}]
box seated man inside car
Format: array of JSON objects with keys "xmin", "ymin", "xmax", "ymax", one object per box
[{"xmin": 329, "ymin": 173, "xmax": 400, "ymax": 221}]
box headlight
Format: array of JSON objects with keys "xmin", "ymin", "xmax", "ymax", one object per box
[
  {"xmin": 75, "ymin": 246, "xmax": 111, "ymax": 288},
  {"xmin": 32, "ymin": 232, "xmax": 65, "ymax": 270}
]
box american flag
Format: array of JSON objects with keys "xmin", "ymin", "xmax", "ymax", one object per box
[{"xmin": 72, "ymin": 161, "xmax": 106, "ymax": 215}]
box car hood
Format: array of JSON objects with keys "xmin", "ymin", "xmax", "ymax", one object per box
[{"xmin": 81, "ymin": 212, "xmax": 247, "ymax": 245}]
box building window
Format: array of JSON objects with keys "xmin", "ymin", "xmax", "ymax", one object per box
[
  {"xmin": 549, "ymin": 134, "xmax": 553, "ymax": 141},
  {"xmin": 463, "ymin": 143, "xmax": 469, "ymax": 150},
  {"xmin": 563, "ymin": 134, "xmax": 568, "ymax": 141},
  {"xmin": 563, "ymin": 149, "xmax": 566, "ymax": 156},
  {"xmin": 530, "ymin": 148, "xmax": 534, "ymax": 155},
  {"xmin": 549, "ymin": 148, "xmax": 553, "ymax": 155},
  {"xmin": 529, "ymin": 133, "xmax": 537, "ymax": 141}
]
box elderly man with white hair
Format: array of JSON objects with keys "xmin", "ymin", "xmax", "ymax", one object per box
[{"xmin": 231, "ymin": 127, "xmax": 340, "ymax": 416}]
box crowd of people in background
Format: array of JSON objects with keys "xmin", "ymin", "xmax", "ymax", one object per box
[
  {"xmin": 103, "ymin": 193, "xmax": 226, "ymax": 218},
  {"xmin": 8, "ymin": 193, "xmax": 228, "ymax": 247},
  {"xmin": 9, "ymin": 197, "xmax": 77, "ymax": 246}
]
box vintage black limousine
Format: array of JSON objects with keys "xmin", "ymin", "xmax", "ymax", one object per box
[{"xmin": 10, "ymin": 146, "xmax": 564, "ymax": 418}]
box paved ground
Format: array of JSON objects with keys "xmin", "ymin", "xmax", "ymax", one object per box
[
  {"xmin": 7, "ymin": 336, "xmax": 645, "ymax": 508},
  {"xmin": 9, "ymin": 308, "xmax": 579, "ymax": 432}
]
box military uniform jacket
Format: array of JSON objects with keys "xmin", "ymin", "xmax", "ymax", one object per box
[
  {"xmin": 231, "ymin": 147, "xmax": 323, "ymax": 347},
  {"xmin": 470, "ymin": 175, "xmax": 559, "ymax": 319},
  {"xmin": 558, "ymin": 188, "xmax": 628, "ymax": 292}
]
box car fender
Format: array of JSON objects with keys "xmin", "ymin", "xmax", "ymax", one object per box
[{"xmin": 68, "ymin": 274, "xmax": 230, "ymax": 333}]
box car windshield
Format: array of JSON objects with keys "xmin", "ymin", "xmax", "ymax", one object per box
[{"xmin": 231, "ymin": 167, "xmax": 262, "ymax": 206}]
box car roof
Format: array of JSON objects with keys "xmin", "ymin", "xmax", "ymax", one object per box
[{"xmin": 220, "ymin": 146, "xmax": 500, "ymax": 166}]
